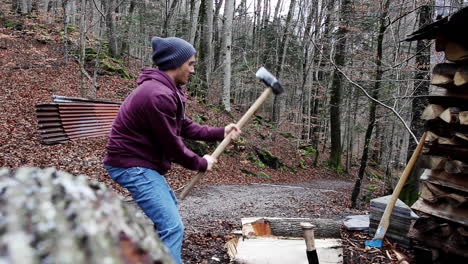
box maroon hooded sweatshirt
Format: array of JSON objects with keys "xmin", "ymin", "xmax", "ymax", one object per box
[{"xmin": 103, "ymin": 67, "xmax": 225, "ymax": 174}]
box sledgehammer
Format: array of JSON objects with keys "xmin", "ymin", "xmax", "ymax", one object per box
[{"xmin": 179, "ymin": 67, "xmax": 284, "ymax": 199}]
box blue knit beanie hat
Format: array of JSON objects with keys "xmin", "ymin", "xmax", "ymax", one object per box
[{"xmin": 151, "ymin": 37, "xmax": 196, "ymax": 70}]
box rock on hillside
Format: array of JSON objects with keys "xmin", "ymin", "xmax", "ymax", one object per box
[{"xmin": 0, "ymin": 167, "xmax": 174, "ymax": 264}]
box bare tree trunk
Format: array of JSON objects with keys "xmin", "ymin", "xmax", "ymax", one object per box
[
  {"xmin": 103, "ymin": 0, "xmax": 119, "ymax": 57},
  {"xmin": 203, "ymin": 0, "xmax": 213, "ymax": 99},
  {"xmin": 327, "ymin": 0, "xmax": 351, "ymax": 169},
  {"xmin": 18, "ymin": 0, "xmax": 30, "ymax": 14},
  {"xmin": 62, "ymin": 0, "xmax": 70, "ymax": 64},
  {"xmin": 163, "ymin": 0, "xmax": 180, "ymax": 37},
  {"xmin": 272, "ymin": 0, "xmax": 296, "ymax": 123},
  {"xmin": 39, "ymin": 0, "xmax": 51, "ymax": 21},
  {"xmin": 221, "ymin": 0, "xmax": 234, "ymax": 112},
  {"xmin": 79, "ymin": 0, "xmax": 87, "ymax": 97},
  {"xmin": 400, "ymin": 4, "xmax": 433, "ymax": 206},
  {"xmin": 189, "ymin": 0, "xmax": 201, "ymax": 45},
  {"xmin": 351, "ymin": 0, "xmax": 390, "ymax": 208},
  {"xmin": 212, "ymin": 0, "xmax": 224, "ymax": 69},
  {"xmin": 121, "ymin": 0, "xmax": 136, "ymax": 58}
]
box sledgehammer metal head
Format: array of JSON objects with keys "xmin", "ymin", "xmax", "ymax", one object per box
[{"xmin": 256, "ymin": 67, "xmax": 284, "ymax": 95}]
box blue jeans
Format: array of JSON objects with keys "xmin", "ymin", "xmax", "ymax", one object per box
[{"xmin": 104, "ymin": 165, "xmax": 184, "ymax": 264}]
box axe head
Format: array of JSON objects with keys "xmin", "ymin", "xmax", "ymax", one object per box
[{"xmin": 256, "ymin": 67, "xmax": 284, "ymax": 95}]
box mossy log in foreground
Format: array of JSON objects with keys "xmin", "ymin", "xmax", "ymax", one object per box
[{"xmin": 0, "ymin": 167, "xmax": 174, "ymax": 264}]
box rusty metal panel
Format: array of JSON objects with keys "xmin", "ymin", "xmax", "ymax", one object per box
[{"xmin": 35, "ymin": 98, "xmax": 120, "ymax": 144}]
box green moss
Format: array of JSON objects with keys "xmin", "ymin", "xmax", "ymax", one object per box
[
  {"xmin": 100, "ymin": 59, "xmax": 135, "ymax": 79},
  {"xmin": 299, "ymin": 145, "xmax": 316, "ymax": 155},
  {"xmin": 85, "ymin": 47, "xmax": 97, "ymax": 54},
  {"xmin": 4, "ymin": 19, "xmax": 14, "ymax": 28},
  {"xmin": 369, "ymin": 171, "xmax": 384, "ymax": 181},
  {"xmin": 257, "ymin": 171, "xmax": 271, "ymax": 180},
  {"xmin": 278, "ymin": 131, "xmax": 295, "ymax": 139},
  {"xmin": 85, "ymin": 54, "xmax": 96, "ymax": 61},
  {"xmin": 299, "ymin": 158, "xmax": 306, "ymax": 169},
  {"xmin": 255, "ymin": 148, "xmax": 283, "ymax": 169},
  {"xmin": 183, "ymin": 139, "xmax": 209, "ymax": 156},
  {"xmin": 191, "ymin": 114, "xmax": 208, "ymax": 124},
  {"xmin": 66, "ymin": 24, "xmax": 77, "ymax": 33}
]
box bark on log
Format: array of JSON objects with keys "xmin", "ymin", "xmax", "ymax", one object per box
[
  {"xmin": 431, "ymin": 63, "xmax": 468, "ymax": 87},
  {"xmin": 408, "ymin": 213, "xmax": 468, "ymax": 258},
  {"xmin": 0, "ymin": 167, "xmax": 175, "ymax": 264},
  {"xmin": 422, "ymin": 143, "xmax": 468, "ymax": 161},
  {"xmin": 420, "ymin": 181, "xmax": 468, "ymax": 207},
  {"xmin": 420, "ymin": 155, "xmax": 447, "ymax": 170},
  {"xmin": 242, "ymin": 217, "xmax": 341, "ymax": 238},
  {"xmin": 445, "ymin": 41, "xmax": 468, "ymax": 62},
  {"xmin": 420, "ymin": 169, "xmax": 468, "ymax": 193},
  {"xmin": 425, "ymin": 119, "xmax": 468, "ymax": 138},
  {"xmin": 429, "ymin": 86, "xmax": 468, "ymax": 100},
  {"xmin": 431, "ymin": 63, "xmax": 457, "ymax": 86},
  {"xmin": 444, "ymin": 160, "xmax": 468, "ymax": 174}
]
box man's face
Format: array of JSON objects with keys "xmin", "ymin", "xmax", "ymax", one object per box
[{"xmin": 174, "ymin": 55, "xmax": 196, "ymax": 85}]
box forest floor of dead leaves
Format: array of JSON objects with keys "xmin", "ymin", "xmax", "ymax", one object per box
[{"xmin": 0, "ymin": 14, "xmax": 414, "ymax": 263}]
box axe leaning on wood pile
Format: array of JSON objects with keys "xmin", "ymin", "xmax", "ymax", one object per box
[
  {"xmin": 365, "ymin": 131, "xmax": 427, "ymax": 248},
  {"xmin": 179, "ymin": 67, "xmax": 284, "ymax": 200}
]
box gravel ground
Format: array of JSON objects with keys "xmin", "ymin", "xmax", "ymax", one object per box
[
  {"xmin": 179, "ymin": 179, "xmax": 363, "ymax": 225},
  {"xmin": 178, "ymin": 180, "xmax": 366, "ymax": 263}
]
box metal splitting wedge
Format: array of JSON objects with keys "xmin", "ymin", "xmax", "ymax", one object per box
[{"xmin": 179, "ymin": 67, "xmax": 284, "ymax": 199}]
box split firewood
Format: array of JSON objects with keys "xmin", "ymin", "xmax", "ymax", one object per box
[
  {"xmin": 421, "ymin": 104, "xmax": 445, "ymax": 120},
  {"xmin": 426, "ymin": 131, "xmax": 439, "ymax": 142},
  {"xmin": 425, "ymin": 119, "xmax": 468, "ymax": 138},
  {"xmin": 425, "ymin": 131, "xmax": 457, "ymax": 145},
  {"xmin": 420, "ymin": 155, "xmax": 447, "ymax": 170},
  {"xmin": 431, "ymin": 63, "xmax": 457, "ymax": 86},
  {"xmin": 454, "ymin": 71, "xmax": 468, "ymax": 86},
  {"xmin": 421, "ymin": 169, "xmax": 468, "ymax": 192},
  {"xmin": 460, "ymin": 111, "xmax": 468, "ymax": 125},
  {"xmin": 421, "ymin": 181, "xmax": 468, "ymax": 207},
  {"xmin": 440, "ymin": 107, "xmax": 462, "ymax": 123},
  {"xmin": 438, "ymin": 137, "xmax": 457, "ymax": 145},
  {"xmin": 455, "ymin": 132, "xmax": 468, "ymax": 142},
  {"xmin": 423, "ymin": 143, "xmax": 468, "ymax": 161},
  {"xmin": 392, "ymin": 250, "xmax": 409, "ymax": 264},
  {"xmin": 445, "ymin": 160, "xmax": 468, "ymax": 174},
  {"xmin": 445, "ymin": 41, "xmax": 468, "ymax": 62}
]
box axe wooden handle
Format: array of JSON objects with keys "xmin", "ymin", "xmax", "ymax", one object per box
[
  {"xmin": 179, "ymin": 88, "xmax": 273, "ymax": 199},
  {"xmin": 373, "ymin": 131, "xmax": 427, "ymax": 240}
]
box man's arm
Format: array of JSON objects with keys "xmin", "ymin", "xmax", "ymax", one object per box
[
  {"xmin": 181, "ymin": 118, "xmax": 241, "ymax": 141},
  {"xmin": 149, "ymin": 94, "xmax": 209, "ymax": 172},
  {"xmin": 181, "ymin": 118, "xmax": 225, "ymax": 141}
]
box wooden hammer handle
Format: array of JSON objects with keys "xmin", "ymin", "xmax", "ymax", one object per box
[{"xmin": 179, "ymin": 88, "xmax": 273, "ymax": 199}]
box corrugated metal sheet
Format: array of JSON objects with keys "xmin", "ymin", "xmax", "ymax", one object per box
[{"xmin": 36, "ymin": 97, "xmax": 120, "ymax": 145}]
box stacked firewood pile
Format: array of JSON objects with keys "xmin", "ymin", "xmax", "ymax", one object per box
[
  {"xmin": 0, "ymin": 167, "xmax": 174, "ymax": 263},
  {"xmin": 405, "ymin": 6, "xmax": 468, "ymax": 262}
]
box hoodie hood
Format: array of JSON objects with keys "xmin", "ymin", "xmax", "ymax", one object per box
[{"xmin": 137, "ymin": 67, "xmax": 179, "ymax": 92}]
